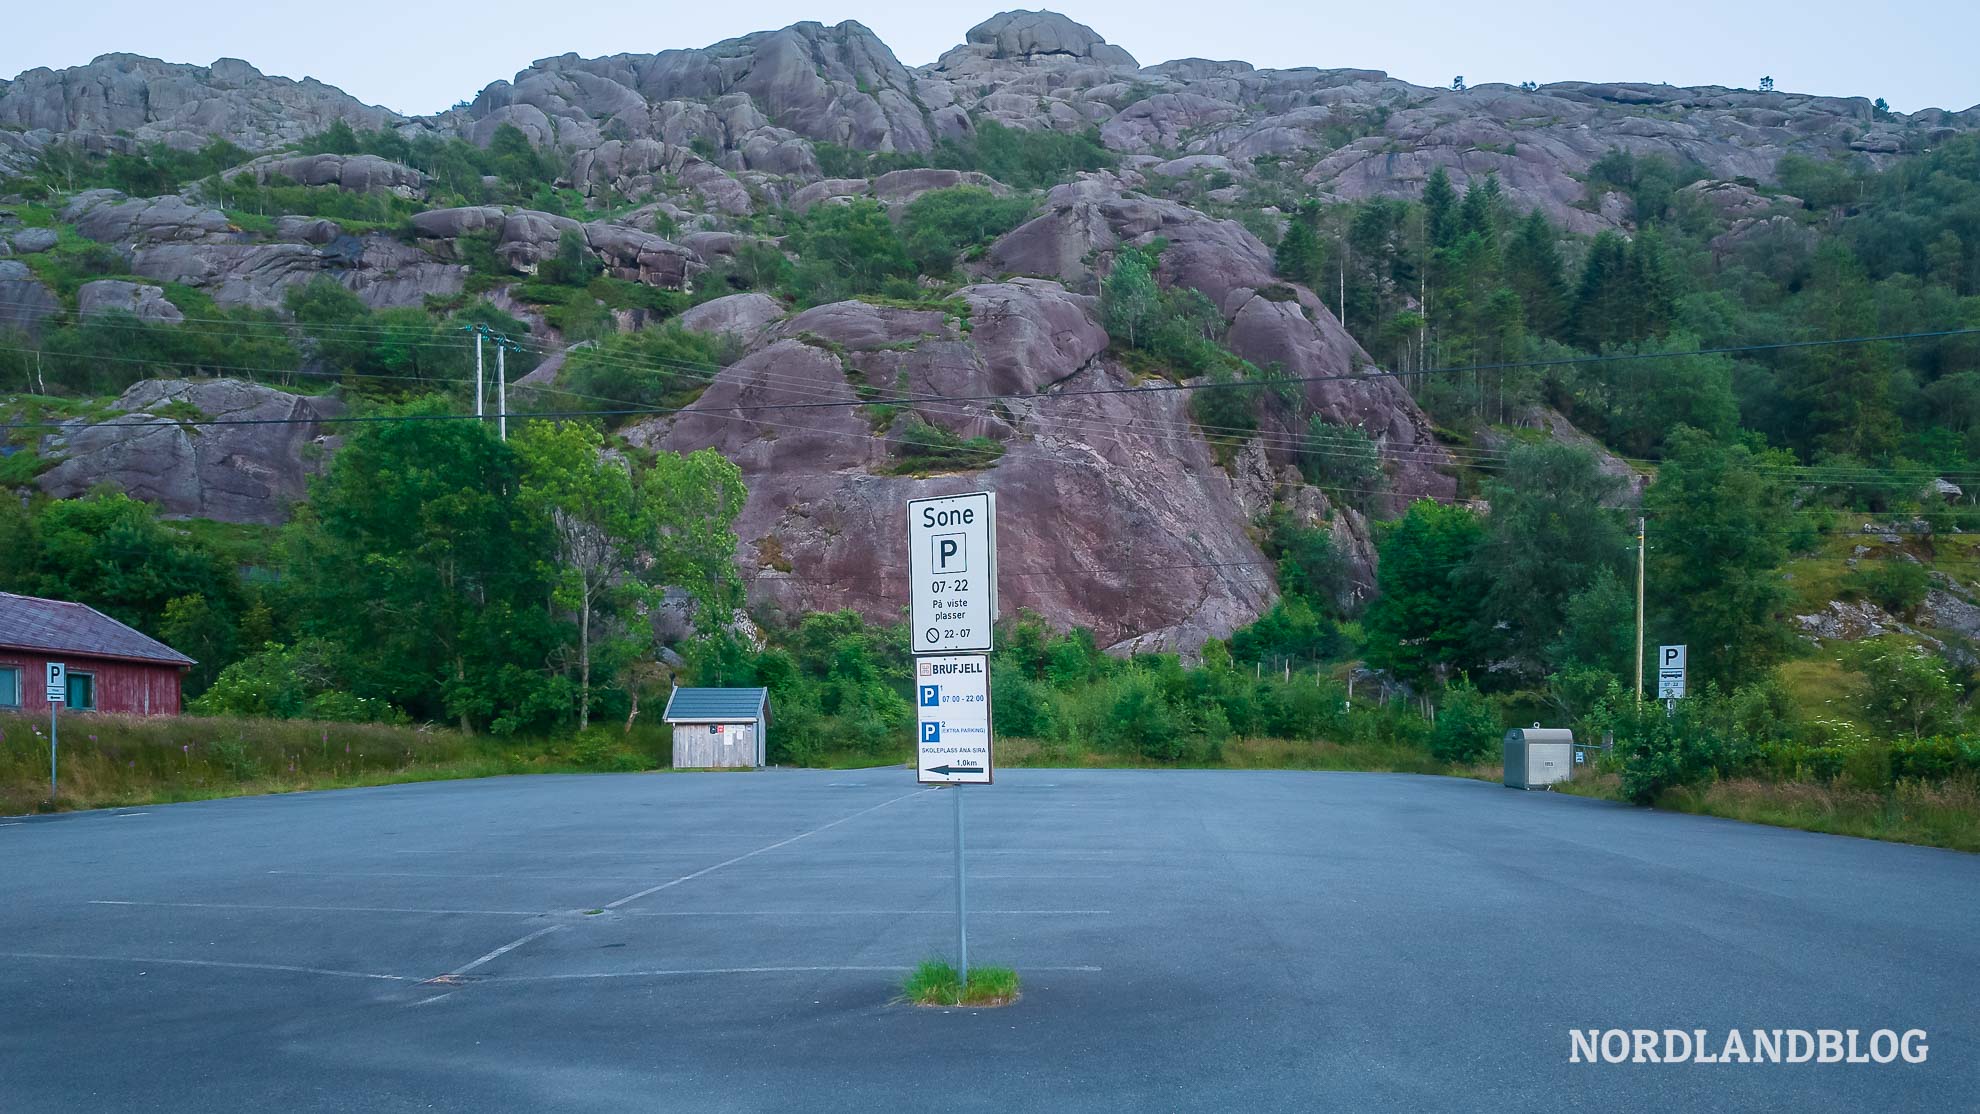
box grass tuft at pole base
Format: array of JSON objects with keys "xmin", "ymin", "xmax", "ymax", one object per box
[{"xmin": 902, "ymin": 960, "xmax": 1020, "ymax": 1007}]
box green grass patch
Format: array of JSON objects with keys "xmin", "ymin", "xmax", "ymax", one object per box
[
  {"xmin": 1561, "ymin": 770, "xmax": 1980, "ymax": 854},
  {"xmin": 0, "ymin": 712, "xmax": 675, "ymax": 815},
  {"xmin": 886, "ymin": 416, "xmax": 1004, "ymax": 475},
  {"xmin": 169, "ymin": 518, "xmax": 283, "ymax": 570},
  {"xmin": 993, "ymin": 735, "xmax": 1453, "ymax": 774},
  {"xmin": 0, "ymin": 447, "xmax": 51, "ymax": 486},
  {"xmin": 902, "ymin": 960, "xmax": 1020, "ymax": 1007}
]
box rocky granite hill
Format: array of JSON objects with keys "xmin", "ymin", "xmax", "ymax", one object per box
[{"xmin": 2, "ymin": 10, "xmax": 1973, "ymax": 653}]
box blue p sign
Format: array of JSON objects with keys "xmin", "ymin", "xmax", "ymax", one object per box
[
  {"xmin": 920, "ymin": 722, "xmax": 940, "ymax": 743},
  {"xmin": 919, "ymin": 685, "xmax": 940, "ymax": 707}
]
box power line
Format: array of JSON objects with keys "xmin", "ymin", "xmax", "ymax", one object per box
[{"xmin": 7, "ymin": 326, "xmax": 1977, "ymax": 434}]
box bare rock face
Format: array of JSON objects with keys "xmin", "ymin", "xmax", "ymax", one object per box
[
  {"xmin": 0, "ymin": 54, "xmax": 398, "ymax": 152},
  {"xmin": 459, "ymin": 19, "xmax": 932, "ymax": 158},
  {"xmin": 991, "ymin": 174, "xmax": 1455, "ymax": 506},
  {"xmin": 0, "ymin": 260, "xmax": 60, "ymax": 334},
  {"xmin": 677, "ymin": 292, "xmax": 787, "ymax": 342},
  {"xmin": 959, "ymin": 11, "xmax": 1139, "ymax": 68},
  {"xmin": 7, "ymin": 227, "xmax": 58, "ymax": 254},
  {"xmin": 37, "ymin": 379, "xmax": 344, "ymax": 524},
  {"xmin": 63, "ymin": 190, "xmax": 236, "ymax": 244},
  {"xmin": 624, "ymin": 282, "xmax": 1275, "ymax": 653},
  {"xmin": 410, "ymin": 207, "xmax": 706, "ymax": 288},
  {"xmin": 1794, "ymin": 599, "xmax": 1898, "ymax": 642},
  {"xmin": 77, "ymin": 279, "xmax": 185, "ymax": 324},
  {"xmin": 222, "ymin": 153, "xmax": 426, "ymax": 198}
]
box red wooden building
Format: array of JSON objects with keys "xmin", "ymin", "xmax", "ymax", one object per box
[{"xmin": 0, "ymin": 592, "xmax": 195, "ymax": 716}]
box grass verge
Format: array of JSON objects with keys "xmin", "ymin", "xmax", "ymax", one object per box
[
  {"xmin": 1554, "ymin": 769, "xmax": 1980, "ymax": 853},
  {"xmin": 0, "ymin": 712, "xmax": 671, "ymax": 815},
  {"xmin": 902, "ymin": 961, "xmax": 1020, "ymax": 1007}
]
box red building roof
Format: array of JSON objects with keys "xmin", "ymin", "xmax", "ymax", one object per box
[{"xmin": 0, "ymin": 592, "xmax": 195, "ymax": 667}]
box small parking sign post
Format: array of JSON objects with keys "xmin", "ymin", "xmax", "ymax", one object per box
[
  {"xmin": 45, "ymin": 662, "xmax": 64, "ymax": 800},
  {"xmin": 1657, "ymin": 644, "xmax": 1687, "ymax": 710},
  {"xmin": 908, "ymin": 494, "xmax": 998, "ymax": 985}
]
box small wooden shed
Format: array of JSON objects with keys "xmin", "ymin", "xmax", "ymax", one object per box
[{"xmin": 663, "ymin": 687, "xmax": 770, "ymax": 769}]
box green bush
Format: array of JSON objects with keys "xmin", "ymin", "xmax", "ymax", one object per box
[
  {"xmin": 811, "ymin": 122, "xmax": 1111, "ymax": 190},
  {"xmin": 887, "ymin": 416, "xmax": 1004, "ymax": 473},
  {"xmin": 1594, "ymin": 686, "xmax": 1755, "ymax": 803},
  {"xmin": 548, "ymin": 325, "xmax": 736, "ymax": 421},
  {"xmin": 1840, "ymin": 560, "xmax": 1931, "ymax": 617},
  {"xmin": 1109, "ymin": 675, "xmax": 1184, "ymax": 760},
  {"xmin": 190, "ymin": 641, "xmax": 402, "ymax": 723},
  {"xmin": 1853, "ymin": 638, "xmax": 1961, "ymax": 738},
  {"xmin": 900, "ymin": 186, "xmax": 1033, "ymax": 275},
  {"xmin": 1227, "ymin": 599, "xmax": 1346, "ymax": 666},
  {"xmin": 1431, "ymin": 681, "xmax": 1501, "ymax": 763},
  {"xmin": 1300, "ymin": 419, "xmax": 1385, "ymax": 510},
  {"xmin": 786, "ymin": 200, "xmax": 916, "ymax": 304},
  {"xmin": 991, "ymin": 670, "xmax": 1056, "ymax": 738}
]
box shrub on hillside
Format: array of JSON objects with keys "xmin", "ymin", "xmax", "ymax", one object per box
[{"xmin": 1840, "ymin": 560, "xmax": 1931, "ymax": 618}]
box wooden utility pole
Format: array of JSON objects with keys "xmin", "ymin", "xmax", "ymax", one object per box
[{"xmin": 1634, "ymin": 515, "xmax": 1646, "ymax": 703}]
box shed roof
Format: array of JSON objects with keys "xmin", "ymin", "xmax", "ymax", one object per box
[
  {"xmin": 662, "ymin": 687, "xmax": 770, "ymax": 723},
  {"xmin": 0, "ymin": 592, "xmax": 195, "ymax": 666}
]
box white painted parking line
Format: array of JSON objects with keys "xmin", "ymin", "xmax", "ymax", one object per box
[
  {"xmin": 446, "ymin": 925, "xmax": 564, "ymax": 977},
  {"xmin": 601, "ymin": 788, "xmax": 935, "ymax": 910},
  {"xmin": 266, "ymin": 868, "xmax": 653, "ymax": 881},
  {"xmin": 615, "ymin": 909, "xmax": 1111, "ymax": 916},
  {"xmin": 387, "ymin": 849, "xmax": 743, "ymax": 858},
  {"xmin": 0, "ymin": 950, "xmax": 407, "ymax": 981},
  {"xmin": 478, "ymin": 964, "xmax": 1104, "ymax": 982},
  {"xmin": 89, "ymin": 899, "xmax": 550, "ymax": 917}
]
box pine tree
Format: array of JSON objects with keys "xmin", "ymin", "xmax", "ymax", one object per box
[
  {"xmin": 1504, "ymin": 211, "xmax": 1569, "ymax": 340},
  {"xmin": 1570, "ymin": 232, "xmax": 1631, "ymax": 350},
  {"xmin": 1274, "ymin": 218, "xmax": 1323, "ymax": 286},
  {"xmin": 1457, "ymin": 177, "xmax": 1499, "ymax": 244},
  {"xmin": 1423, "ymin": 166, "xmax": 1459, "ymax": 250},
  {"xmin": 1794, "ymin": 243, "xmax": 1900, "ymax": 458},
  {"xmin": 1620, "ymin": 230, "xmax": 1676, "ymax": 341}
]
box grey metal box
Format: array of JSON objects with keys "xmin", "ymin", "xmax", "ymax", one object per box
[{"xmin": 1504, "ymin": 728, "xmax": 1575, "ymax": 789}]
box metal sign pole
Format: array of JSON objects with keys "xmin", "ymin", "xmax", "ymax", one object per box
[
  {"xmin": 954, "ymin": 785, "xmax": 968, "ymax": 986},
  {"xmin": 49, "ymin": 699, "xmax": 57, "ymax": 801}
]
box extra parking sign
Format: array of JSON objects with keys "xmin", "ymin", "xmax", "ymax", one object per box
[{"xmin": 915, "ymin": 655, "xmax": 993, "ymax": 784}]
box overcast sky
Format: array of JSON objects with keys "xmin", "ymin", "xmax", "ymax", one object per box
[{"xmin": 4, "ymin": 1, "xmax": 1974, "ymax": 117}]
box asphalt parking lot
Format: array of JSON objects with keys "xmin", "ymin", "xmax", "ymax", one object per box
[{"xmin": 3, "ymin": 768, "xmax": 1975, "ymax": 1112}]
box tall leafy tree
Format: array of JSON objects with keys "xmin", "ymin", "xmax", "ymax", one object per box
[
  {"xmin": 1642, "ymin": 427, "xmax": 1799, "ymax": 689},
  {"xmin": 1465, "ymin": 443, "xmax": 1629, "ymax": 674},
  {"xmin": 24, "ymin": 492, "xmax": 241, "ymax": 638},
  {"xmin": 1363, "ymin": 500, "xmax": 1485, "ymax": 684},
  {"xmin": 1101, "ymin": 248, "xmax": 1160, "ymax": 349},
  {"xmin": 640, "ymin": 448, "xmax": 749, "ymax": 626},
  {"xmin": 282, "ymin": 405, "xmax": 568, "ymax": 733},
  {"xmin": 514, "ymin": 421, "xmax": 645, "ymax": 730}
]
